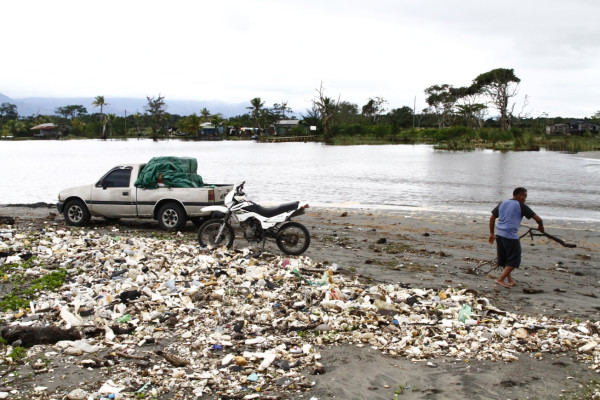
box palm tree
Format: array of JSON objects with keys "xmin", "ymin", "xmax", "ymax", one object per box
[
  {"xmin": 106, "ymin": 113, "xmax": 116, "ymax": 137},
  {"xmin": 92, "ymin": 96, "xmax": 109, "ymax": 139},
  {"xmin": 247, "ymin": 97, "xmax": 265, "ymax": 131},
  {"xmin": 312, "ymin": 84, "xmax": 338, "ymax": 141},
  {"xmin": 200, "ymin": 107, "xmax": 211, "ymax": 122}
]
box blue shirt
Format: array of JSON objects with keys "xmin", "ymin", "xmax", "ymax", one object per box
[{"xmin": 492, "ymin": 199, "xmax": 536, "ymax": 239}]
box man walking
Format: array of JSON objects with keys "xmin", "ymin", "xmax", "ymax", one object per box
[{"xmin": 489, "ymin": 187, "xmax": 544, "ymax": 288}]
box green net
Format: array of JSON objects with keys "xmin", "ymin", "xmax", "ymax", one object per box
[{"xmin": 134, "ymin": 157, "xmax": 204, "ymax": 189}]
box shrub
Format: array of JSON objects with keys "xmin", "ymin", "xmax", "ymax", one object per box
[
  {"xmin": 434, "ymin": 126, "xmax": 470, "ymax": 141},
  {"xmin": 289, "ymin": 126, "xmax": 306, "ymax": 136}
]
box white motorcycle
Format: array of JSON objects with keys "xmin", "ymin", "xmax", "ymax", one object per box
[{"xmin": 197, "ymin": 182, "xmax": 311, "ymax": 255}]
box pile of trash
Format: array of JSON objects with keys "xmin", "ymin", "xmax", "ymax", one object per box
[{"xmin": 0, "ymin": 226, "xmax": 598, "ymax": 399}]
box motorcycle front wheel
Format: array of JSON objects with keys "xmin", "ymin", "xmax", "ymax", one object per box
[
  {"xmin": 198, "ymin": 218, "xmax": 235, "ymax": 249},
  {"xmin": 276, "ymin": 221, "xmax": 310, "ymax": 255}
]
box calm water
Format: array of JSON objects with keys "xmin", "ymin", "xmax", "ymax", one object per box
[{"xmin": 1, "ymin": 139, "xmax": 599, "ymax": 222}]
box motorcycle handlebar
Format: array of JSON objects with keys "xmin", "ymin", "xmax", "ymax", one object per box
[{"xmin": 235, "ymin": 181, "xmax": 246, "ymax": 196}]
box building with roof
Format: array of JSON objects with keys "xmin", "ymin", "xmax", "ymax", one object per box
[
  {"xmin": 30, "ymin": 123, "xmax": 60, "ymax": 138},
  {"xmin": 546, "ymin": 120, "xmax": 599, "ymax": 136},
  {"xmin": 274, "ymin": 119, "xmax": 302, "ymax": 136}
]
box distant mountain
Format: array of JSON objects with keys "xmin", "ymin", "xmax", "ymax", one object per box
[{"xmin": 0, "ymin": 93, "xmax": 249, "ymax": 118}]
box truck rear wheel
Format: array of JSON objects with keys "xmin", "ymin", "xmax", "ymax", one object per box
[
  {"xmin": 64, "ymin": 199, "xmax": 91, "ymax": 227},
  {"xmin": 157, "ymin": 203, "xmax": 186, "ymax": 232}
]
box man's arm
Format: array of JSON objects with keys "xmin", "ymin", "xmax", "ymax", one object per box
[
  {"xmin": 489, "ymin": 215, "xmax": 497, "ymax": 244},
  {"xmin": 533, "ymin": 214, "xmax": 544, "ymax": 233}
]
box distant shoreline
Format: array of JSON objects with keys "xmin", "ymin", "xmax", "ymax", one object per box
[{"xmin": 574, "ymin": 150, "xmax": 600, "ymax": 159}]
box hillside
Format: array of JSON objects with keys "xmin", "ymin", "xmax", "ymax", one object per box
[{"xmin": 0, "ymin": 93, "xmax": 249, "ymax": 118}]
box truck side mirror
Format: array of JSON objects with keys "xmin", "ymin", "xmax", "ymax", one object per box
[{"xmin": 102, "ymin": 180, "xmax": 108, "ymax": 189}]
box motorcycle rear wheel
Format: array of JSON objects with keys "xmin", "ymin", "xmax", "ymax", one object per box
[
  {"xmin": 198, "ymin": 218, "xmax": 235, "ymax": 249},
  {"xmin": 276, "ymin": 221, "xmax": 310, "ymax": 255}
]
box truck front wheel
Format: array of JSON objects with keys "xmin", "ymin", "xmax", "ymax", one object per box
[
  {"xmin": 157, "ymin": 203, "xmax": 186, "ymax": 232},
  {"xmin": 64, "ymin": 199, "xmax": 91, "ymax": 227}
]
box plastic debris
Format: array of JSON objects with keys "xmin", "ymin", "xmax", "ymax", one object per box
[{"xmin": 0, "ymin": 225, "xmax": 598, "ymax": 398}]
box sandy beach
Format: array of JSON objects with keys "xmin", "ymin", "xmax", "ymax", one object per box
[{"xmin": 0, "ymin": 204, "xmax": 598, "ymax": 399}]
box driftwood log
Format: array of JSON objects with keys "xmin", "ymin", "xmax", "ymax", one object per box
[
  {"xmin": 520, "ymin": 227, "xmax": 577, "ymax": 248},
  {"xmin": 0, "ymin": 216, "xmax": 16, "ymax": 225},
  {"xmin": 1, "ymin": 325, "xmax": 81, "ymax": 347}
]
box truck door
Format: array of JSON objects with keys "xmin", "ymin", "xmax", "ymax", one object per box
[{"xmin": 90, "ymin": 166, "xmax": 137, "ymax": 217}]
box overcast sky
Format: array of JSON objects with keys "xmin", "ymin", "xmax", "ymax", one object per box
[{"xmin": 2, "ymin": 0, "xmax": 599, "ymax": 118}]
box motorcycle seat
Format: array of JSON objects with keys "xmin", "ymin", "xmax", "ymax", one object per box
[{"xmin": 243, "ymin": 201, "xmax": 299, "ymax": 218}]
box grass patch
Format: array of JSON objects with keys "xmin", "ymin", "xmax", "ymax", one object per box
[
  {"xmin": 0, "ymin": 294, "xmax": 30, "ymax": 312},
  {"xmin": 0, "ymin": 268, "xmax": 68, "ymax": 312},
  {"xmin": 8, "ymin": 346, "xmax": 27, "ymax": 363},
  {"xmin": 25, "ymin": 269, "xmax": 68, "ymax": 295}
]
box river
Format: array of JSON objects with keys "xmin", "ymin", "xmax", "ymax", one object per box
[{"xmin": 1, "ymin": 139, "xmax": 599, "ymax": 222}]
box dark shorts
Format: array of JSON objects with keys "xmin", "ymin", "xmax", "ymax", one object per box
[{"xmin": 496, "ymin": 235, "xmax": 522, "ymax": 268}]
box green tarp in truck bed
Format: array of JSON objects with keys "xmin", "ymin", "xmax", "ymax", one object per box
[{"xmin": 134, "ymin": 157, "xmax": 204, "ymax": 189}]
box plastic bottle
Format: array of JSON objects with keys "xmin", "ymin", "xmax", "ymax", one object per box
[
  {"xmin": 495, "ymin": 326, "xmax": 510, "ymax": 338},
  {"xmin": 457, "ymin": 305, "xmax": 472, "ymax": 323}
]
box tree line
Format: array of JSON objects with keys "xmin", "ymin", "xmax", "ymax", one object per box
[{"xmin": 1, "ymin": 67, "xmax": 599, "ymax": 144}]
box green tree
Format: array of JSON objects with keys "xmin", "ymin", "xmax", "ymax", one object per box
[
  {"xmin": 424, "ymin": 84, "xmax": 457, "ymax": 129},
  {"xmin": 106, "ymin": 113, "xmax": 117, "ymax": 137},
  {"xmin": 210, "ymin": 113, "xmax": 226, "ymax": 135},
  {"xmin": 335, "ymin": 101, "xmax": 361, "ymax": 125},
  {"xmin": 0, "ymin": 102, "xmax": 18, "ymax": 124},
  {"xmin": 145, "ymin": 95, "xmax": 167, "ymax": 141},
  {"xmin": 388, "ymin": 106, "xmax": 414, "ymax": 133},
  {"xmin": 452, "ymin": 85, "xmax": 486, "ymax": 128},
  {"xmin": 312, "ymin": 83, "xmax": 338, "ymax": 141},
  {"xmin": 200, "ymin": 107, "xmax": 211, "ymax": 122},
  {"xmin": 228, "ymin": 113, "xmax": 254, "ymax": 133},
  {"xmin": 178, "ymin": 113, "xmax": 201, "ymax": 136},
  {"xmin": 55, "ymin": 105, "xmax": 87, "ymax": 120},
  {"xmin": 473, "ymin": 68, "xmax": 521, "ymax": 131},
  {"xmin": 92, "ymin": 96, "xmax": 109, "ymax": 139},
  {"xmin": 2, "ymin": 120, "xmax": 28, "ymax": 137},
  {"xmin": 301, "ymin": 105, "xmax": 322, "ymax": 133},
  {"xmin": 70, "ymin": 118, "xmax": 87, "ymax": 137},
  {"xmin": 247, "ymin": 97, "xmax": 265, "ymax": 131},
  {"xmin": 272, "ymin": 101, "xmax": 293, "ymax": 120},
  {"xmin": 361, "ymin": 97, "xmax": 388, "ymax": 125}
]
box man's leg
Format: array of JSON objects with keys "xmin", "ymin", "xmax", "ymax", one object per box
[{"xmin": 496, "ymin": 266, "xmax": 515, "ymax": 288}]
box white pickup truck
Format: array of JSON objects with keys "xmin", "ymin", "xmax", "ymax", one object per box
[{"xmin": 57, "ymin": 163, "xmax": 233, "ymax": 231}]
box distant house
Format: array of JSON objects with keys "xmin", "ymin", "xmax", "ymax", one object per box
[
  {"xmin": 31, "ymin": 123, "xmax": 60, "ymax": 138},
  {"xmin": 198, "ymin": 122, "xmax": 223, "ymax": 139},
  {"xmin": 274, "ymin": 119, "xmax": 301, "ymax": 136},
  {"xmin": 546, "ymin": 120, "xmax": 599, "ymax": 135},
  {"xmin": 239, "ymin": 127, "xmax": 258, "ymax": 137}
]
